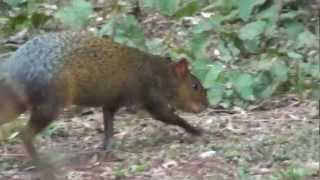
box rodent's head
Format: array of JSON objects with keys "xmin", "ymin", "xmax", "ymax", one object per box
[{"xmin": 170, "ymin": 58, "xmax": 208, "ymax": 113}]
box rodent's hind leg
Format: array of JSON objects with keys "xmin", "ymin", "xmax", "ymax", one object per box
[
  {"xmin": 0, "ymin": 100, "xmax": 26, "ymax": 126},
  {"xmin": 21, "ymin": 101, "xmax": 61, "ymax": 167},
  {"xmin": 0, "ymin": 85, "xmax": 27, "ymax": 126}
]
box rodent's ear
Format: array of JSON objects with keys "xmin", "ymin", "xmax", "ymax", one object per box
[{"xmin": 174, "ymin": 58, "xmax": 189, "ymax": 78}]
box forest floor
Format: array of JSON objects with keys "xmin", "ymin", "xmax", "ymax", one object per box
[{"xmin": 0, "ymin": 95, "xmax": 319, "ymax": 180}]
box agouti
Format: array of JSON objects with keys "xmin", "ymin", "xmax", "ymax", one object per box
[{"xmin": 0, "ymin": 32, "xmax": 207, "ymax": 163}]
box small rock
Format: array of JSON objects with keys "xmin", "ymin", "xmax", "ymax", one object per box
[
  {"xmin": 199, "ymin": 150, "xmax": 217, "ymax": 159},
  {"xmin": 162, "ymin": 160, "xmax": 178, "ymax": 169}
]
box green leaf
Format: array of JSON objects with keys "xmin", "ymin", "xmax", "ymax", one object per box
[
  {"xmin": 192, "ymin": 18, "xmax": 222, "ymax": 34},
  {"xmin": 55, "ymin": 0, "xmax": 93, "ymax": 30},
  {"xmin": 142, "ymin": 0, "xmax": 156, "ymax": 8},
  {"xmin": 99, "ymin": 16, "xmax": 117, "ymax": 36},
  {"xmin": 203, "ymin": 62, "xmax": 225, "ymax": 88},
  {"xmin": 243, "ymin": 38, "xmax": 260, "ymax": 53},
  {"xmin": 238, "ymin": 0, "xmax": 266, "ymax": 21},
  {"xmin": 287, "ymin": 51, "xmax": 303, "ymax": 59},
  {"xmin": 284, "ymin": 20, "xmax": 304, "ymax": 39},
  {"xmin": 191, "ymin": 59, "xmax": 212, "ymax": 81},
  {"xmin": 239, "ymin": 20, "xmax": 267, "ymax": 40},
  {"xmin": 257, "ymin": 4, "xmax": 278, "ymax": 22},
  {"xmin": 214, "ymin": 0, "xmax": 238, "ymax": 12},
  {"xmin": 280, "ymin": 10, "xmax": 305, "ymax": 20},
  {"xmin": 253, "ymin": 71, "xmax": 274, "ymax": 98},
  {"xmin": 297, "ymin": 31, "xmax": 317, "ymax": 48},
  {"xmin": 157, "ymin": 0, "xmax": 179, "ymax": 16},
  {"xmin": 114, "ymin": 15, "xmax": 146, "ymax": 49},
  {"xmin": 174, "ymin": 1, "xmax": 198, "ymax": 19},
  {"xmin": 232, "ymin": 73, "xmax": 255, "ymax": 101},
  {"xmin": 219, "ymin": 9, "xmax": 239, "ymax": 22},
  {"xmin": 208, "ymin": 83, "xmax": 224, "ymax": 105},
  {"xmin": 189, "ymin": 33, "xmax": 209, "ymax": 59},
  {"xmin": 3, "ymin": 13, "xmax": 29, "ymax": 32},
  {"xmin": 217, "ymin": 39, "xmax": 233, "ymax": 62},
  {"xmin": 271, "ymin": 61, "xmax": 288, "ymax": 82},
  {"xmin": 30, "ymin": 12, "xmax": 51, "ymax": 28}
]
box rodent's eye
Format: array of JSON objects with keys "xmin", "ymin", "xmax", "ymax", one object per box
[{"xmin": 192, "ymin": 82, "xmax": 199, "ymax": 90}]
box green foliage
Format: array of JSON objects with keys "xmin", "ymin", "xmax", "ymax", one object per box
[
  {"xmin": 268, "ymin": 165, "xmax": 314, "ymax": 180},
  {"xmin": 55, "ymin": 0, "xmax": 93, "ymax": 30},
  {"xmin": 143, "ymin": 0, "xmax": 179, "ymax": 16},
  {"xmin": 0, "ymin": 0, "xmax": 318, "ymax": 108},
  {"xmin": 143, "ymin": 0, "xmax": 200, "ymax": 18},
  {"xmin": 99, "ymin": 15, "xmax": 146, "ymax": 50},
  {"xmin": 0, "ymin": 0, "xmax": 51, "ymax": 34},
  {"xmin": 174, "ymin": 1, "xmax": 199, "ymax": 18},
  {"xmin": 178, "ymin": 0, "xmax": 319, "ymax": 107}
]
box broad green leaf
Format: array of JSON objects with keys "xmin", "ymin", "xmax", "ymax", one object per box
[
  {"xmin": 238, "ymin": 0, "xmax": 266, "ymax": 21},
  {"xmin": 174, "ymin": 1, "xmax": 198, "ymax": 19},
  {"xmin": 99, "ymin": 16, "xmax": 117, "ymax": 36},
  {"xmin": 142, "ymin": 0, "xmax": 156, "ymax": 8},
  {"xmin": 192, "ymin": 18, "xmax": 222, "ymax": 34},
  {"xmin": 300, "ymin": 61, "xmax": 320, "ymax": 79},
  {"xmin": 219, "ymin": 9, "xmax": 239, "ymax": 22},
  {"xmin": 287, "ymin": 51, "xmax": 303, "ymax": 59},
  {"xmin": 30, "ymin": 12, "xmax": 51, "ymax": 28},
  {"xmin": 214, "ymin": 0, "xmax": 238, "ymax": 11},
  {"xmin": 284, "ymin": 20, "xmax": 304, "ymax": 39},
  {"xmin": 3, "ymin": 14, "xmax": 28, "ymax": 32},
  {"xmin": 191, "ymin": 59, "xmax": 212, "ymax": 81},
  {"xmin": 114, "ymin": 15, "xmax": 146, "ymax": 50},
  {"xmin": 280, "ymin": 10, "xmax": 305, "ymax": 20},
  {"xmin": 257, "ymin": 4, "xmax": 278, "ymax": 22},
  {"xmin": 253, "ymin": 71, "xmax": 274, "ymax": 98},
  {"xmin": 208, "ymin": 83, "xmax": 224, "ymax": 105},
  {"xmin": 271, "ymin": 61, "xmax": 288, "ymax": 82},
  {"xmin": 239, "ymin": 20, "xmax": 267, "ymax": 40},
  {"xmin": 157, "ymin": 0, "xmax": 179, "ymax": 16},
  {"xmin": 203, "ymin": 62, "xmax": 225, "ymax": 88},
  {"xmin": 189, "ymin": 33, "xmax": 209, "ymax": 59},
  {"xmin": 218, "ymin": 40, "xmax": 233, "ymax": 62},
  {"xmin": 243, "ymin": 38, "xmax": 260, "ymax": 53},
  {"xmin": 297, "ymin": 31, "xmax": 317, "ymax": 48},
  {"xmin": 232, "ymin": 73, "xmax": 255, "ymax": 101},
  {"xmin": 55, "ymin": 0, "xmax": 92, "ymax": 30}
]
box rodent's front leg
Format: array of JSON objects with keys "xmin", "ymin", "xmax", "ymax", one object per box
[{"xmin": 144, "ymin": 100, "xmax": 202, "ymax": 136}]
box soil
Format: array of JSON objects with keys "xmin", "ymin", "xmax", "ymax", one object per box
[{"xmin": 0, "ymin": 96, "xmax": 319, "ymax": 180}]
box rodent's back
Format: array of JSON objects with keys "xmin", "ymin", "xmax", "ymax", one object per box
[
  {"xmin": 61, "ymin": 35, "xmax": 172, "ymax": 106},
  {"xmin": 4, "ymin": 32, "xmax": 173, "ymax": 107}
]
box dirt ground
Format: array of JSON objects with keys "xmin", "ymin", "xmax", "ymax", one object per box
[{"xmin": 0, "ymin": 95, "xmax": 319, "ymax": 180}]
